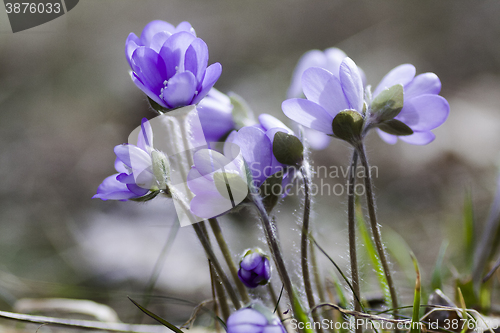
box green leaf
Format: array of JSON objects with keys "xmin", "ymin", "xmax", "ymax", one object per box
[
  {"xmin": 377, "ymin": 119, "xmax": 413, "ymax": 136},
  {"xmin": 371, "ymin": 84, "xmax": 404, "ymax": 121},
  {"xmin": 331, "ymin": 110, "xmax": 364, "ymax": 143},
  {"xmin": 130, "ymin": 191, "xmax": 161, "ymax": 202},
  {"xmin": 463, "ymin": 190, "xmax": 475, "ymax": 271},
  {"xmin": 431, "ymin": 241, "xmax": 449, "ymax": 291},
  {"xmin": 128, "ymin": 297, "xmax": 184, "ymax": 333},
  {"xmin": 228, "ymin": 92, "xmax": 256, "ymax": 128},
  {"xmin": 410, "ymin": 253, "xmax": 421, "ymax": 333},
  {"xmin": 273, "ymin": 132, "xmax": 304, "ymax": 166},
  {"xmin": 291, "ymin": 287, "xmax": 314, "ymax": 333},
  {"xmin": 148, "ymin": 97, "xmax": 169, "ymax": 113},
  {"xmin": 259, "ymin": 171, "xmax": 284, "ymax": 213}
]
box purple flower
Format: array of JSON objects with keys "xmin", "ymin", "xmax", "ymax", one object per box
[
  {"xmin": 197, "ymin": 88, "xmax": 235, "ymax": 142},
  {"xmin": 282, "ymin": 57, "xmax": 365, "ymax": 138},
  {"xmin": 227, "ymin": 306, "xmax": 286, "ymax": 333},
  {"xmin": 287, "ymin": 48, "xmax": 367, "ymax": 150},
  {"xmin": 126, "ymin": 20, "xmax": 222, "ymax": 110},
  {"xmin": 187, "ymin": 148, "xmax": 248, "ymax": 219},
  {"xmin": 372, "ymin": 64, "xmax": 450, "ymax": 145},
  {"xmin": 238, "ymin": 248, "xmax": 271, "ymax": 288},
  {"xmin": 225, "ymin": 114, "xmax": 296, "ymax": 188},
  {"xmin": 93, "ymin": 119, "xmax": 167, "ymax": 201}
]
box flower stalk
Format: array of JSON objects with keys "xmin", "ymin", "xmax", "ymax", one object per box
[
  {"xmin": 347, "ymin": 150, "xmax": 362, "ymax": 333},
  {"xmin": 208, "ymin": 217, "xmax": 251, "ymax": 304},
  {"xmin": 300, "ymin": 167, "xmax": 323, "ymax": 332},
  {"xmin": 355, "ymin": 143, "xmax": 399, "ymax": 322}
]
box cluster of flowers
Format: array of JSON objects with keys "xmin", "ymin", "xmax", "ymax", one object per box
[{"xmin": 94, "ymin": 19, "xmax": 450, "ymax": 332}]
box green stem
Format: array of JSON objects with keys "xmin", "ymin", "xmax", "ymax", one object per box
[
  {"xmin": 210, "ymin": 261, "xmax": 231, "ymax": 322},
  {"xmin": 250, "ymin": 187, "xmax": 294, "ymax": 315},
  {"xmin": 355, "ymin": 143, "xmax": 399, "ymax": 323},
  {"xmin": 300, "ymin": 168, "xmax": 323, "ymax": 332},
  {"xmin": 347, "ymin": 150, "xmax": 362, "ymax": 333},
  {"xmin": 192, "ymin": 223, "xmax": 242, "ymax": 309},
  {"xmin": 208, "ymin": 218, "xmax": 251, "ymax": 304}
]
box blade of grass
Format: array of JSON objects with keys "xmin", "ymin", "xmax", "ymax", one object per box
[
  {"xmin": 292, "ymin": 287, "xmax": 314, "ymax": 333},
  {"xmin": 356, "ymin": 200, "xmax": 391, "ymax": 308},
  {"xmin": 129, "ymin": 297, "xmax": 183, "ymax": 333},
  {"xmin": 463, "ymin": 190, "xmax": 475, "ymax": 271},
  {"xmin": 410, "ymin": 253, "xmax": 421, "ymax": 333},
  {"xmin": 431, "ymin": 241, "xmax": 449, "ymax": 291}
]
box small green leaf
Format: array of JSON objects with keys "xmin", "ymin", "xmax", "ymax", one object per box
[
  {"xmin": 331, "ymin": 110, "xmax": 364, "ymax": 143},
  {"xmin": 128, "ymin": 297, "xmax": 184, "ymax": 333},
  {"xmin": 291, "ymin": 287, "xmax": 314, "ymax": 333},
  {"xmin": 130, "ymin": 190, "xmax": 161, "ymax": 202},
  {"xmin": 378, "ymin": 119, "xmax": 413, "ymax": 136},
  {"xmin": 259, "ymin": 171, "xmax": 284, "ymax": 213},
  {"xmin": 463, "ymin": 190, "xmax": 475, "ymax": 270},
  {"xmin": 148, "ymin": 97, "xmax": 169, "ymax": 113},
  {"xmin": 273, "ymin": 132, "xmax": 304, "ymax": 166},
  {"xmin": 431, "ymin": 241, "xmax": 449, "ymax": 291},
  {"xmin": 371, "ymin": 84, "xmax": 404, "ymax": 121},
  {"xmin": 229, "ymin": 92, "xmax": 256, "ymax": 128}
]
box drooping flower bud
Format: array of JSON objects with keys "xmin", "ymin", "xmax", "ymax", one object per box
[
  {"xmin": 227, "ymin": 303, "xmax": 286, "ymax": 333},
  {"xmin": 238, "ymin": 248, "xmax": 271, "ymax": 288}
]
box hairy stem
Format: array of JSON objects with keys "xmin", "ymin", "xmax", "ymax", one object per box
[
  {"xmin": 208, "ymin": 218, "xmax": 251, "ymax": 304},
  {"xmin": 300, "ymin": 168, "xmax": 323, "ymax": 332},
  {"xmin": 347, "ymin": 150, "xmax": 362, "ymax": 333},
  {"xmin": 250, "ymin": 188, "xmax": 294, "ymax": 315},
  {"xmin": 355, "ymin": 143, "xmax": 399, "ymax": 323},
  {"xmin": 210, "ymin": 261, "xmax": 231, "ymax": 322},
  {"xmin": 192, "ymin": 223, "xmax": 241, "ymax": 309}
]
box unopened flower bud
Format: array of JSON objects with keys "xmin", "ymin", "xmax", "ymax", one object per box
[{"xmin": 238, "ymin": 248, "xmax": 271, "ymax": 288}]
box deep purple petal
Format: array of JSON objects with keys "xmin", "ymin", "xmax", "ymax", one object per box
[
  {"xmin": 161, "ymin": 71, "xmax": 197, "ymax": 108},
  {"xmin": 137, "ymin": 118, "xmax": 153, "ymax": 151},
  {"xmin": 404, "ymin": 73, "xmax": 441, "ymax": 100},
  {"xmin": 185, "ymin": 38, "xmax": 208, "ymax": 83},
  {"xmin": 131, "ymin": 72, "xmax": 168, "ymax": 108},
  {"xmin": 232, "ymin": 127, "xmax": 272, "ymax": 186},
  {"xmin": 282, "ymin": 99, "xmax": 334, "ymax": 135},
  {"xmin": 116, "ymin": 172, "xmax": 135, "ymax": 184},
  {"xmin": 374, "ymin": 64, "xmax": 416, "ymax": 97},
  {"xmin": 396, "ymin": 94, "xmax": 449, "ymax": 131},
  {"xmin": 399, "ymin": 131, "xmax": 436, "ymax": 145},
  {"xmin": 125, "ymin": 33, "xmax": 140, "ymax": 68},
  {"xmin": 131, "ymin": 47, "xmax": 168, "ymax": 94},
  {"xmin": 126, "ymin": 183, "xmax": 149, "ymax": 196},
  {"xmin": 376, "ymin": 128, "xmax": 398, "ymax": 145},
  {"xmin": 241, "ymin": 252, "xmax": 262, "ymax": 270},
  {"xmin": 339, "ymin": 58, "xmax": 364, "ymax": 112},
  {"xmin": 93, "ymin": 174, "xmax": 137, "ymax": 201},
  {"xmin": 140, "ymin": 20, "xmax": 176, "ymax": 45},
  {"xmin": 191, "ymin": 63, "xmax": 222, "ymax": 104},
  {"xmin": 159, "ymin": 31, "xmax": 198, "ymax": 74}
]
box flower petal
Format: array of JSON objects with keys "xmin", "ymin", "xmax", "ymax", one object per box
[
  {"xmin": 227, "ymin": 309, "xmax": 267, "ymax": 327},
  {"xmin": 185, "ymin": 38, "xmax": 208, "ymax": 83},
  {"xmin": 304, "ymin": 127, "xmax": 331, "ymax": 150},
  {"xmin": 140, "ymin": 20, "xmax": 175, "ymax": 45},
  {"xmin": 176, "ymin": 21, "xmax": 196, "ymax": 35},
  {"xmin": 376, "ymin": 128, "xmax": 398, "ymax": 145},
  {"xmin": 137, "ymin": 118, "xmax": 153, "ymax": 151},
  {"xmin": 318, "ymin": 74, "xmax": 350, "ymax": 117},
  {"xmin": 241, "ymin": 252, "xmax": 262, "ymax": 270},
  {"xmin": 160, "ymin": 31, "xmax": 197, "ymax": 74},
  {"xmin": 373, "ymin": 64, "xmax": 416, "ymax": 97},
  {"xmin": 396, "ymin": 94, "xmax": 449, "ymax": 131},
  {"xmin": 114, "ymin": 144, "xmax": 151, "ymax": 171},
  {"xmin": 190, "ymin": 192, "xmax": 234, "ymax": 218},
  {"xmin": 125, "ymin": 33, "xmax": 140, "ymax": 68},
  {"xmin": 339, "ymin": 58, "xmax": 364, "ymax": 112},
  {"xmin": 399, "ymin": 131, "xmax": 436, "ymax": 145},
  {"xmin": 282, "ymin": 98, "xmax": 334, "ymax": 135},
  {"xmin": 93, "ymin": 174, "xmax": 137, "ymax": 201},
  {"xmin": 301, "ymin": 67, "xmax": 334, "ymax": 104},
  {"xmin": 258, "ymin": 114, "xmax": 292, "ymax": 133},
  {"xmin": 187, "ymin": 168, "xmax": 218, "ymax": 195},
  {"xmin": 131, "ymin": 47, "xmax": 168, "ymax": 94},
  {"xmin": 131, "ymin": 72, "xmax": 167, "ymax": 108},
  {"xmin": 126, "ymin": 183, "xmax": 149, "ymax": 196},
  {"xmin": 287, "ymin": 49, "xmax": 330, "ymax": 98},
  {"xmin": 161, "ymin": 71, "xmax": 197, "ymax": 108},
  {"xmin": 149, "ymin": 31, "xmax": 172, "ymax": 53},
  {"xmin": 233, "ymin": 127, "xmax": 272, "ymax": 186},
  {"xmin": 404, "ymin": 73, "xmax": 441, "ymax": 100},
  {"xmin": 191, "ymin": 62, "xmax": 222, "ymax": 104}
]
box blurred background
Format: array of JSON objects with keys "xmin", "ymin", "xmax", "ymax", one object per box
[{"xmin": 1, "ymin": 0, "xmax": 500, "ymax": 327}]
